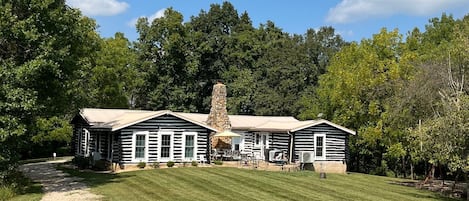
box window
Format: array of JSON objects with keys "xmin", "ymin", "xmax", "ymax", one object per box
[
  {"xmin": 314, "ymin": 134, "xmax": 326, "ymax": 160},
  {"xmin": 161, "ymin": 135, "xmax": 171, "ymax": 158},
  {"xmin": 135, "ymin": 134, "xmax": 146, "ymax": 159},
  {"xmin": 84, "ymin": 128, "xmax": 90, "ymax": 156},
  {"xmin": 183, "ymin": 132, "xmax": 197, "ymax": 160},
  {"xmin": 185, "ymin": 135, "xmax": 194, "ymax": 158},
  {"xmin": 255, "ymin": 133, "xmax": 260, "ymax": 145},
  {"xmin": 132, "ymin": 131, "xmax": 149, "ymax": 162},
  {"xmin": 158, "ymin": 131, "xmax": 173, "ymax": 162}
]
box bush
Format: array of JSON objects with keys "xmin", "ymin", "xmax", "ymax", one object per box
[
  {"xmin": 214, "ymin": 160, "xmax": 223, "ymax": 165},
  {"xmin": 137, "ymin": 162, "xmax": 146, "ymax": 169},
  {"xmin": 0, "ymin": 170, "xmax": 35, "ymax": 201},
  {"xmin": 191, "ymin": 160, "xmax": 198, "ymax": 167},
  {"xmin": 72, "ymin": 156, "xmax": 90, "ymax": 169},
  {"xmin": 167, "ymin": 161, "xmax": 175, "ymax": 168},
  {"xmin": 92, "ymin": 160, "xmax": 111, "ymax": 171},
  {"xmin": 0, "ymin": 185, "xmax": 16, "ymax": 201},
  {"xmin": 151, "ymin": 162, "xmax": 160, "ymax": 169}
]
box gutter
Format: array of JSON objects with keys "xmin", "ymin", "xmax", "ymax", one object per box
[{"xmin": 287, "ymin": 131, "xmax": 294, "ymax": 163}]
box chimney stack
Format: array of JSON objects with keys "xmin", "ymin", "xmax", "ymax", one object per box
[{"xmin": 206, "ymin": 81, "xmax": 231, "ymax": 149}]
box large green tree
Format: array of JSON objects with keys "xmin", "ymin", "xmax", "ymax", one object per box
[{"xmin": 0, "ymin": 0, "xmax": 100, "ymax": 172}]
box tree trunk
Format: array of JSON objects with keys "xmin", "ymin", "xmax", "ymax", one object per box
[
  {"xmin": 402, "ymin": 156, "xmax": 406, "ymax": 178},
  {"xmin": 423, "ymin": 164, "xmax": 435, "ymax": 184},
  {"xmin": 410, "ymin": 163, "xmax": 414, "ymax": 180}
]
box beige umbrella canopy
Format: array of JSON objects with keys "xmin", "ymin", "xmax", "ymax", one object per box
[
  {"xmin": 212, "ymin": 130, "xmax": 240, "ymax": 150},
  {"xmin": 214, "ymin": 130, "xmax": 241, "ymax": 137}
]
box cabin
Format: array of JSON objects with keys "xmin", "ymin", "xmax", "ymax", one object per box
[
  {"xmin": 71, "ymin": 109, "xmax": 217, "ymax": 167},
  {"xmin": 71, "ymin": 108, "xmax": 355, "ymax": 173},
  {"xmin": 71, "ymin": 82, "xmax": 355, "ymax": 173}
]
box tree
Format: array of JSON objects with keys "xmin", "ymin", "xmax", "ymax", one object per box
[
  {"xmin": 90, "ymin": 32, "xmax": 141, "ymax": 108},
  {"xmin": 310, "ymin": 28, "xmax": 416, "ymax": 173},
  {"xmin": 0, "ymin": 0, "xmax": 100, "ymax": 173}
]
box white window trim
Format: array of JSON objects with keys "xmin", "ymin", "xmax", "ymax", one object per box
[
  {"xmin": 314, "ymin": 133, "xmax": 326, "ymax": 160},
  {"xmin": 77, "ymin": 128, "xmax": 82, "ymax": 155},
  {"xmin": 84, "ymin": 128, "xmax": 90, "ymax": 157},
  {"xmin": 158, "ymin": 131, "xmax": 174, "ymax": 162},
  {"xmin": 132, "ymin": 131, "xmax": 149, "ymax": 163},
  {"xmin": 182, "ymin": 132, "xmax": 198, "ymax": 161}
]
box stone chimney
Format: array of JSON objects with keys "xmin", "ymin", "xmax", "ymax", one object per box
[{"xmin": 206, "ymin": 81, "xmax": 231, "ymax": 149}]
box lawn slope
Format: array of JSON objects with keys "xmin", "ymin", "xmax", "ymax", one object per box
[{"xmin": 62, "ymin": 167, "xmax": 456, "ymax": 201}]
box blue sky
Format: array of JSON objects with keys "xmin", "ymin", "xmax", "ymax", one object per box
[{"xmin": 66, "ymin": 0, "xmax": 469, "ymax": 42}]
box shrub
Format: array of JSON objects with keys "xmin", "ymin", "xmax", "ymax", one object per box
[
  {"xmin": 151, "ymin": 162, "xmax": 160, "ymax": 169},
  {"xmin": 72, "ymin": 156, "xmax": 90, "ymax": 169},
  {"xmin": 213, "ymin": 160, "xmax": 223, "ymax": 165},
  {"xmin": 191, "ymin": 160, "xmax": 198, "ymax": 167},
  {"xmin": 137, "ymin": 162, "xmax": 146, "ymax": 169},
  {"xmin": 0, "ymin": 185, "xmax": 16, "ymax": 201},
  {"xmin": 166, "ymin": 161, "xmax": 175, "ymax": 168},
  {"xmin": 92, "ymin": 160, "xmax": 111, "ymax": 171}
]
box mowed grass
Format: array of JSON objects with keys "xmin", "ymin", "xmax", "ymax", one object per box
[{"xmin": 61, "ymin": 167, "xmax": 456, "ymax": 201}]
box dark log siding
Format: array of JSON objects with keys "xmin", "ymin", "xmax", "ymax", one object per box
[
  {"xmin": 293, "ymin": 123, "xmax": 349, "ymax": 161},
  {"xmin": 119, "ymin": 114, "xmax": 210, "ymax": 164},
  {"xmin": 270, "ymin": 133, "xmax": 290, "ymax": 153}
]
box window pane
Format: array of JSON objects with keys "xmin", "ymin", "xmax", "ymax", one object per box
[
  {"xmin": 162, "ymin": 135, "xmax": 170, "ymax": 146},
  {"xmin": 316, "ymin": 136, "xmax": 323, "ymax": 147},
  {"xmin": 135, "ymin": 147, "xmax": 145, "ymax": 158},
  {"xmin": 185, "ymin": 135, "xmax": 194, "ymax": 147},
  {"xmin": 316, "ymin": 149, "xmax": 323, "ymax": 157},
  {"xmin": 161, "ymin": 147, "xmax": 170, "ymax": 158},
  {"xmin": 185, "ymin": 147, "xmax": 193, "ymax": 158},
  {"xmin": 136, "ymin": 135, "xmax": 145, "ymax": 146}
]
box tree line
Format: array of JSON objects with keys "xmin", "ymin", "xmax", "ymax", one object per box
[{"xmin": 0, "ymin": 0, "xmax": 468, "ymax": 184}]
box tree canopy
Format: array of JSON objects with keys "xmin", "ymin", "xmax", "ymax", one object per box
[{"xmin": 0, "ymin": 1, "xmax": 468, "ymax": 189}]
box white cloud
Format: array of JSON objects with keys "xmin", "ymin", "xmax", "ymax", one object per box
[
  {"xmin": 128, "ymin": 8, "xmax": 166, "ymax": 27},
  {"xmin": 67, "ymin": 0, "xmax": 129, "ymax": 16},
  {"xmin": 326, "ymin": 0, "xmax": 469, "ymax": 24}
]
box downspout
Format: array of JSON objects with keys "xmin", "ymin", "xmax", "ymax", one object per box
[{"xmin": 288, "ymin": 131, "xmax": 294, "ymax": 163}]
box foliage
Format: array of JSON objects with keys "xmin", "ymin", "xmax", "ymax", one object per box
[
  {"xmin": 213, "ymin": 160, "xmax": 223, "ymax": 165},
  {"xmin": 72, "ymin": 156, "xmax": 90, "ymax": 169},
  {"xmin": 151, "ymin": 162, "xmax": 160, "ymax": 169},
  {"xmin": 93, "ymin": 160, "xmax": 111, "ymax": 171},
  {"xmin": 166, "ymin": 161, "xmax": 175, "ymax": 168},
  {"xmin": 191, "ymin": 161, "xmax": 198, "ymax": 167},
  {"xmin": 0, "ymin": 171, "xmax": 42, "ymax": 201},
  {"xmin": 137, "ymin": 162, "xmax": 146, "ymax": 169}
]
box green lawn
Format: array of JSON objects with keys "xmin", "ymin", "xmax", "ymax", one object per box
[{"xmin": 59, "ymin": 167, "xmax": 456, "ymax": 201}]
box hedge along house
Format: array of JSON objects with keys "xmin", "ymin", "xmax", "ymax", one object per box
[{"xmin": 71, "ymin": 109, "xmax": 217, "ymax": 168}]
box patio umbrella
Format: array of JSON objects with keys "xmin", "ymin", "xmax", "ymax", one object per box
[{"xmin": 214, "ymin": 130, "xmax": 241, "ymax": 137}]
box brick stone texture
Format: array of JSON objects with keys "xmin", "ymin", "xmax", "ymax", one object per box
[{"xmin": 206, "ymin": 82, "xmax": 232, "ymax": 149}]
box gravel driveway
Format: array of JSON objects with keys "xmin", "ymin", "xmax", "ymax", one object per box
[{"xmin": 19, "ymin": 160, "xmax": 102, "ymax": 201}]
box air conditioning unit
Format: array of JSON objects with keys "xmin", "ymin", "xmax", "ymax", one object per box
[
  {"xmin": 299, "ymin": 151, "xmax": 315, "ymax": 163},
  {"xmin": 268, "ymin": 149, "xmax": 283, "ymax": 162}
]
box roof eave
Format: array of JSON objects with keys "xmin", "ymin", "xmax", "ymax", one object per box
[{"xmin": 290, "ymin": 119, "xmax": 356, "ymax": 135}]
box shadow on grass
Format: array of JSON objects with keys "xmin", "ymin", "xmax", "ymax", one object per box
[
  {"xmin": 388, "ymin": 180, "xmax": 461, "ymax": 201},
  {"xmin": 56, "ymin": 166, "xmax": 134, "ymax": 189}
]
